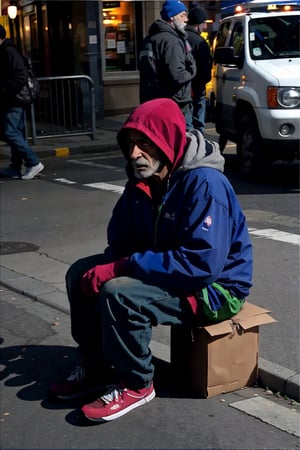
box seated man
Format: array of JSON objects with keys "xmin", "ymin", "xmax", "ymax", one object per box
[{"xmin": 49, "ymin": 98, "xmax": 253, "ymax": 422}]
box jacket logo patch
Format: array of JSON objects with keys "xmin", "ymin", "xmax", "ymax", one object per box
[
  {"xmin": 164, "ymin": 212, "xmax": 176, "ymax": 221},
  {"xmin": 202, "ymin": 215, "xmax": 212, "ymax": 231}
]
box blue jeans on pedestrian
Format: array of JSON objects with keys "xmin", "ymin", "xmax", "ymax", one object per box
[
  {"xmin": 192, "ymin": 89, "xmax": 207, "ymax": 134},
  {"xmin": 2, "ymin": 107, "xmax": 39, "ymax": 169},
  {"xmin": 180, "ymin": 102, "xmax": 193, "ymax": 131},
  {"xmin": 66, "ymin": 254, "xmax": 197, "ymax": 388}
]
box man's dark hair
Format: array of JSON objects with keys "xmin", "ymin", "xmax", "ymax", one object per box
[{"xmin": 0, "ymin": 25, "xmax": 6, "ymax": 39}]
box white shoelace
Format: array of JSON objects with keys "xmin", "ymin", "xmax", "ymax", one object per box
[
  {"xmin": 67, "ymin": 365, "xmax": 86, "ymax": 382},
  {"xmin": 101, "ymin": 385, "xmax": 124, "ymax": 405}
]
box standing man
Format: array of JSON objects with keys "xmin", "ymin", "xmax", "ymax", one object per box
[
  {"xmin": 139, "ymin": 0, "xmax": 196, "ymax": 129},
  {"xmin": 0, "ymin": 25, "xmax": 44, "ymax": 180},
  {"xmin": 186, "ymin": 6, "xmax": 213, "ymax": 133}
]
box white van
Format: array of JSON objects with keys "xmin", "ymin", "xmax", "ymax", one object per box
[{"xmin": 211, "ymin": 1, "xmax": 300, "ymax": 178}]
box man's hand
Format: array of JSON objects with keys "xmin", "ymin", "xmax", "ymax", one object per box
[{"xmin": 81, "ymin": 258, "xmax": 129, "ymax": 297}]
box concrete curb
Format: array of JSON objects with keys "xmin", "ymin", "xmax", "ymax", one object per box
[
  {"xmin": 0, "ymin": 140, "xmax": 120, "ymax": 160},
  {"xmin": 258, "ymin": 358, "xmax": 300, "ymax": 402},
  {"xmin": 0, "ymin": 117, "xmax": 123, "ymax": 162},
  {"xmin": 0, "ymin": 266, "xmax": 299, "ymax": 403}
]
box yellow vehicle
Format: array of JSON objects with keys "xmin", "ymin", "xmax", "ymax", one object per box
[{"xmin": 205, "ymin": 35, "xmax": 217, "ymax": 122}]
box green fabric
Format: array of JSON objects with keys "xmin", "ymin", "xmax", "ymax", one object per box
[{"xmin": 201, "ymin": 283, "xmax": 245, "ymax": 322}]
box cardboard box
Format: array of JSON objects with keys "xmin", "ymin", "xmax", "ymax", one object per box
[{"xmin": 170, "ymin": 302, "xmax": 276, "ymax": 398}]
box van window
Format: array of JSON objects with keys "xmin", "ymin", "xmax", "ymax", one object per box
[
  {"xmin": 249, "ymin": 15, "xmax": 300, "ymax": 60},
  {"xmin": 230, "ymin": 22, "xmax": 244, "ymax": 57},
  {"xmin": 215, "ymin": 21, "xmax": 231, "ymax": 48}
]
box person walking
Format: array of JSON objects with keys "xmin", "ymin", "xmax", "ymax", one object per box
[
  {"xmin": 186, "ymin": 6, "xmax": 213, "ymax": 133},
  {"xmin": 0, "ymin": 25, "xmax": 44, "ymax": 180},
  {"xmin": 48, "ymin": 98, "xmax": 253, "ymax": 423},
  {"xmin": 139, "ymin": 0, "xmax": 196, "ymax": 129}
]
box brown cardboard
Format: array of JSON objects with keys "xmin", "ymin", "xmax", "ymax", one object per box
[{"xmin": 170, "ymin": 302, "xmax": 276, "ymax": 398}]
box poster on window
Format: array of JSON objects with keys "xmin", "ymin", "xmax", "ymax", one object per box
[
  {"xmin": 117, "ymin": 41, "xmax": 126, "ymax": 54},
  {"xmin": 106, "ymin": 31, "xmax": 117, "ymax": 49}
]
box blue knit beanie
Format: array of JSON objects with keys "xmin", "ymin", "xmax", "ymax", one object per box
[{"xmin": 160, "ymin": 1, "xmax": 187, "ymax": 21}]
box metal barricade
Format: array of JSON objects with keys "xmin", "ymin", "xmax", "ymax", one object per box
[{"xmin": 27, "ymin": 75, "xmax": 96, "ymax": 144}]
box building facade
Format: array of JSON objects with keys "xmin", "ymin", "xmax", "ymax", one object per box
[{"xmin": 0, "ymin": 0, "xmax": 219, "ymax": 118}]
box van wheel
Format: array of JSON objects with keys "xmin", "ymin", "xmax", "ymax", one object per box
[{"xmin": 237, "ymin": 114, "xmax": 270, "ymax": 179}]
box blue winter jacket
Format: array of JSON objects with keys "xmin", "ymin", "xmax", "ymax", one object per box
[{"xmin": 105, "ymin": 98, "xmax": 253, "ymax": 318}]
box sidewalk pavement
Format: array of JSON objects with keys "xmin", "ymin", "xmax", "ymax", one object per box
[
  {"xmin": 0, "ymin": 116, "xmax": 299, "ymax": 407},
  {"xmin": 2, "ymin": 288, "xmax": 299, "ymax": 448}
]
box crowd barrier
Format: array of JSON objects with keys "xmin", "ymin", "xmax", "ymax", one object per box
[{"xmin": 27, "ymin": 75, "xmax": 96, "ymax": 144}]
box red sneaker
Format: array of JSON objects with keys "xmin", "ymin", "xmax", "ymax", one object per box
[{"xmin": 82, "ymin": 382, "xmax": 155, "ymax": 422}]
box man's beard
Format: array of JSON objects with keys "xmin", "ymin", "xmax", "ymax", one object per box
[
  {"xmin": 173, "ymin": 18, "xmax": 186, "ymax": 36},
  {"xmin": 132, "ymin": 156, "xmax": 163, "ymax": 179}
]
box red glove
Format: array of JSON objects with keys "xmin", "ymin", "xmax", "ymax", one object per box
[{"xmin": 81, "ymin": 258, "xmax": 129, "ymax": 297}]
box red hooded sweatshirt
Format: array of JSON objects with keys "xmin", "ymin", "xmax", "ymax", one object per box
[{"xmin": 117, "ymin": 98, "xmax": 187, "ymax": 178}]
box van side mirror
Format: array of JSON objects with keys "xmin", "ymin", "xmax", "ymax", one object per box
[{"xmin": 214, "ymin": 46, "xmax": 244, "ymax": 68}]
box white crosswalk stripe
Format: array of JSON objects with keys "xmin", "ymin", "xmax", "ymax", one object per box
[
  {"xmin": 54, "ymin": 177, "xmax": 299, "ymax": 247},
  {"xmin": 83, "ymin": 182, "xmax": 125, "ymax": 193},
  {"xmin": 249, "ymin": 228, "xmax": 300, "ymax": 246},
  {"xmin": 54, "ymin": 178, "xmax": 77, "ymax": 184}
]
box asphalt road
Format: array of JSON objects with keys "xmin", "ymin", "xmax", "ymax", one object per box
[{"xmin": 0, "ymin": 132, "xmax": 299, "ymax": 448}]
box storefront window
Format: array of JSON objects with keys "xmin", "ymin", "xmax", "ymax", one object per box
[{"xmin": 102, "ymin": 1, "xmax": 137, "ymax": 72}]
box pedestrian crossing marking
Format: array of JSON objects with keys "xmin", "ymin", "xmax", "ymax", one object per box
[
  {"xmin": 83, "ymin": 182, "xmax": 125, "ymax": 194},
  {"xmin": 54, "ymin": 178, "xmax": 77, "ymax": 184},
  {"xmin": 249, "ymin": 228, "xmax": 300, "ymax": 246},
  {"xmin": 53, "ymin": 178, "xmax": 299, "ymax": 247}
]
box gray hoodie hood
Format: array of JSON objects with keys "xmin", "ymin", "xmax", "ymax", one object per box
[{"xmin": 180, "ymin": 129, "xmax": 225, "ymax": 173}]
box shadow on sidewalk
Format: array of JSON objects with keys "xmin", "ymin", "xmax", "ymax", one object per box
[
  {"xmin": 0, "ymin": 343, "xmax": 77, "ymax": 402},
  {"xmin": 0, "ymin": 344, "xmax": 198, "ymax": 426}
]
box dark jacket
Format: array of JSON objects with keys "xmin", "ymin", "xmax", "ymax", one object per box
[
  {"xmin": 139, "ymin": 20, "xmax": 196, "ymax": 105},
  {"xmin": 0, "ymin": 39, "xmax": 27, "ymax": 108},
  {"xmin": 106, "ymin": 98, "xmax": 253, "ymax": 318},
  {"xmin": 185, "ymin": 25, "xmax": 212, "ymax": 96}
]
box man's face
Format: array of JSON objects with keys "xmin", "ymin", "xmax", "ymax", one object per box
[
  {"xmin": 172, "ymin": 11, "xmax": 188, "ymax": 32},
  {"xmin": 126, "ymin": 130, "xmax": 164, "ymax": 180}
]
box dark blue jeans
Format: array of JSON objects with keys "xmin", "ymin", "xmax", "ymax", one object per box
[
  {"xmin": 180, "ymin": 102, "xmax": 193, "ymax": 131},
  {"xmin": 192, "ymin": 92, "xmax": 206, "ymax": 134},
  {"xmin": 66, "ymin": 254, "xmax": 197, "ymax": 388},
  {"xmin": 2, "ymin": 107, "xmax": 39, "ymax": 169}
]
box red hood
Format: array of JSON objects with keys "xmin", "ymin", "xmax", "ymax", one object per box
[{"xmin": 117, "ymin": 98, "xmax": 187, "ymax": 173}]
